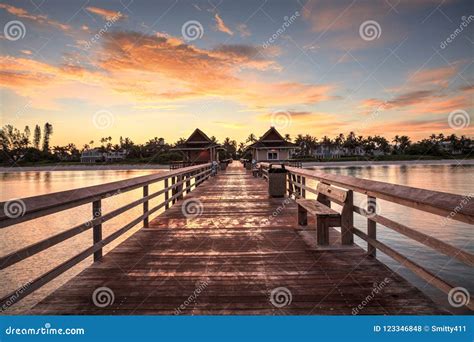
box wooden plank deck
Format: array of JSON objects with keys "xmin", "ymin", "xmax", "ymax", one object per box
[{"xmin": 30, "ymin": 163, "xmax": 446, "ymax": 315}]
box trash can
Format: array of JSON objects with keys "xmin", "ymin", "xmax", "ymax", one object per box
[{"xmin": 268, "ymin": 164, "xmax": 287, "ymax": 197}]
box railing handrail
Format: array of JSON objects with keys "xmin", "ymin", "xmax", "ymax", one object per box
[
  {"xmin": 258, "ymin": 161, "xmax": 473, "ymax": 310},
  {"xmin": 259, "ymin": 162, "xmax": 473, "ymax": 224},
  {"xmin": 0, "ymin": 163, "xmax": 212, "ymax": 228},
  {"xmin": 0, "ymin": 162, "xmax": 214, "ymax": 311}
]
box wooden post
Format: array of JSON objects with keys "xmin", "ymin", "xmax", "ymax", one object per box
[
  {"xmin": 316, "ymin": 219, "xmax": 329, "ymax": 245},
  {"xmin": 171, "ymin": 176, "xmax": 176, "ymax": 204},
  {"xmin": 302, "ymin": 176, "xmax": 306, "ymax": 198},
  {"xmin": 143, "ymin": 185, "xmax": 149, "ymax": 228},
  {"xmin": 164, "ymin": 178, "xmax": 169, "ymax": 209},
  {"xmin": 92, "ymin": 200, "xmax": 102, "ymax": 261},
  {"xmin": 367, "ymin": 195, "xmax": 376, "ymax": 257},
  {"xmin": 177, "ymin": 175, "xmax": 184, "ymax": 200},
  {"xmin": 296, "ymin": 175, "xmax": 301, "ymax": 197},
  {"xmin": 341, "ymin": 190, "xmax": 354, "ymax": 245},
  {"xmin": 288, "ymin": 173, "xmax": 294, "ymax": 197},
  {"xmin": 297, "ymin": 204, "xmax": 308, "ymax": 226},
  {"xmin": 185, "ymin": 172, "xmax": 191, "ymax": 194}
]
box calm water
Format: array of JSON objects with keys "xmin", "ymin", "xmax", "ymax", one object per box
[
  {"xmin": 1, "ymin": 164, "xmax": 473, "ymax": 314},
  {"xmin": 308, "ymin": 163, "xmax": 474, "ymax": 314}
]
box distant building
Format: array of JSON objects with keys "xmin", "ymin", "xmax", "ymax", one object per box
[
  {"xmin": 171, "ymin": 128, "xmax": 222, "ymax": 162},
  {"xmin": 440, "ymin": 141, "xmax": 462, "ymax": 155},
  {"xmin": 81, "ymin": 149, "xmax": 103, "ymax": 163},
  {"xmin": 80, "ymin": 149, "xmax": 127, "ymax": 163},
  {"xmin": 248, "ymin": 127, "xmax": 297, "ymax": 162},
  {"xmin": 313, "ymin": 145, "xmax": 343, "ymax": 159}
]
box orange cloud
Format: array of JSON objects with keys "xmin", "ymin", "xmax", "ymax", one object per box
[
  {"xmin": 0, "ymin": 3, "xmax": 70, "ymax": 31},
  {"xmin": 0, "ymin": 31, "xmax": 333, "ymax": 110},
  {"xmin": 214, "ymin": 13, "xmax": 233, "ymax": 35},
  {"xmin": 85, "ymin": 6, "xmax": 125, "ymax": 21}
]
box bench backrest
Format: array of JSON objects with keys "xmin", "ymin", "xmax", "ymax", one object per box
[{"xmin": 316, "ymin": 183, "xmax": 347, "ymax": 205}]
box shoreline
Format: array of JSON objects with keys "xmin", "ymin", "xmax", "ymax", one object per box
[
  {"xmin": 0, "ymin": 164, "xmax": 170, "ymax": 172},
  {"xmin": 0, "ymin": 159, "xmax": 472, "ymax": 172},
  {"xmin": 304, "ymin": 159, "xmax": 474, "ymax": 168}
]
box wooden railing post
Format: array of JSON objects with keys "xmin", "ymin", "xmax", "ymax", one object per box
[
  {"xmin": 171, "ymin": 176, "xmax": 176, "ymax": 204},
  {"xmin": 177, "ymin": 175, "xmax": 184, "ymax": 200},
  {"xmin": 164, "ymin": 178, "xmax": 169, "ymax": 210},
  {"xmin": 92, "ymin": 199, "xmax": 102, "ymax": 261},
  {"xmin": 143, "ymin": 185, "xmax": 149, "ymax": 228},
  {"xmin": 302, "ymin": 176, "xmax": 306, "ymax": 198},
  {"xmin": 185, "ymin": 172, "xmax": 191, "ymax": 194},
  {"xmin": 367, "ymin": 195, "xmax": 376, "ymax": 257},
  {"xmin": 341, "ymin": 190, "xmax": 354, "ymax": 245}
]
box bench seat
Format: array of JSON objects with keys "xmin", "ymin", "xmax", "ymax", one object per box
[{"xmin": 296, "ymin": 198, "xmax": 342, "ymax": 245}]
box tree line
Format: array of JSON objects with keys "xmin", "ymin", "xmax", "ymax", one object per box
[{"xmin": 0, "ymin": 123, "xmax": 472, "ymax": 165}]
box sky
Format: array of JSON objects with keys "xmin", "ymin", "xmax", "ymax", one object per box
[{"xmin": 0, "ymin": 0, "xmax": 473, "ymax": 147}]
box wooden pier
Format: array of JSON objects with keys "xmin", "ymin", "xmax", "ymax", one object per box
[{"xmin": 1, "ymin": 162, "xmax": 472, "ymax": 314}]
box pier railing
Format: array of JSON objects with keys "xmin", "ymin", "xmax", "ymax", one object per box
[
  {"xmin": 258, "ymin": 162, "xmax": 474, "ymax": 310},
  {"xmin": 0, "ymin": 163, "xmax": 212, "ymax": 309}
]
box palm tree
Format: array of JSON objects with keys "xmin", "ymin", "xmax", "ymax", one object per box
[
  {"xmin": 246, "ymin": 133, "xmax": 257, "ymax": 143},
  {"xmin": 284, "ymin": 134, "xmax": 291, "ymax": 142}
]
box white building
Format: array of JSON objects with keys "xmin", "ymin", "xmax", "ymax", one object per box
[{"xmin": 81, "ymin": 149, "xmax": 127, "ymax": 163}]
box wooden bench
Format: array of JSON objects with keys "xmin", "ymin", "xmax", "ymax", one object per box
[{"xmin": 296, "ymin": 183, "xmax": 348, "ymax": 245}]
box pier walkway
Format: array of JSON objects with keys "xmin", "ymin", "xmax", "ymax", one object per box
[{"xmin": 28, "ymin": 163, "xmax": 447, "ymax": 314}]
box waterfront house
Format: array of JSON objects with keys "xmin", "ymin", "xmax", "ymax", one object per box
[
  {"xmin": 80, "ymin": 149, "xmax": 127, "ymax": 163},
  {"xmin": 171, "ymin": 128, "xmax": 222, "ymax": 162},
  {"xmin": 248, "ymin": 127, "xmax": 297, "ymax": 162}
]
